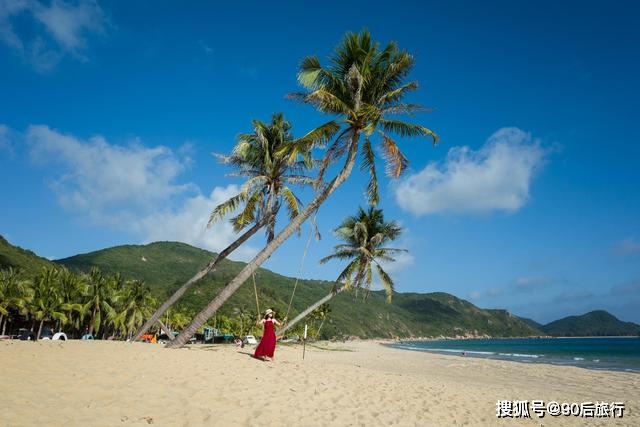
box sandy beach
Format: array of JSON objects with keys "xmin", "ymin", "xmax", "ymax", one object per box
[{"xmin": 1, "ymin": 339, "xmax": 637, "ymax": 426}]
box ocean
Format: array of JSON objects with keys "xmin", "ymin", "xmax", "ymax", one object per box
[{"xmin": 390, "ymin": 337, "xmax": 640, "ymax": 373}]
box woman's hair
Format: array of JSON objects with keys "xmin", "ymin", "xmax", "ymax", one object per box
[{"xmin": 264, "ymin": 312, "xmax": 273, "ymax": 319}]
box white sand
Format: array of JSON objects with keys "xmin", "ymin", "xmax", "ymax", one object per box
[{"xmin": 1, "ymin": 339, "xmax": 637, "ymax": 426}]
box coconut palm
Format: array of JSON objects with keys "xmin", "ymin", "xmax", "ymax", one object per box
[
  {"xmin": 278, "ymin": 206, "xmax": 405, "ymax": 336},
  {"xmin": 232, "ymin": 305, "xmax": 253, "ymax": 337},
  {"xmin": 114, "ymin": 279, "xmax": 157, "ymax": 339},
  {"xmin": 312, "ymin": 303, "xmax": 331, "ymax": 339},
  {"xmin": 83, "ymin": 267, "xmax": 116, "ymax": 337},
  {"xmin": 132, "ymin": 113, "xmax": 330, "ymax": 342},
  {"xmin": 0, "ymin": 268, "xmax": 31, "ymax": 335},
  {"xmin": 167, "ymin": 30, "xmax": 436, "ymax": 348},
  {"xmin": 57, "ymin": 267, "xmax": 86, "ymax": 336},
  {"xmin": 29, "ymin": 266, "xmax": 69, "ymax": 339}
]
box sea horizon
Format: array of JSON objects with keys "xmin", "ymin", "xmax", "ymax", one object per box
[{"xmin": 389, "ymin": 336, "xmax": 640, "ymax": 373}]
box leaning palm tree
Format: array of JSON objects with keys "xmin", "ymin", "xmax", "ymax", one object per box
[
  {"xmin": 167, "ymin": 30, "xmax": 437, "ymax": 348},
  {"xmin": 132, "ymin": 113, "xmax": 330, "ymax": 342},
  {"xmin": 278, "ymin": 206, "xmax": 405, "ymax": 336}
]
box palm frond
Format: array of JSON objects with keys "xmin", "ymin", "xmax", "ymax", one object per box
[
  {"xmin": 380, "ymin": 120, "xmax": 438, "ymax": 141},
  {"xmin": 208, "ymin": 193, "xmax": 247, "ymax": 227},
  {"xmin": 359, "ymin": 137, "xmax": 379, "ymax": 205},
  {"xmin": 380, "ymin": 133, "xmax": 409, "ymax": 178},
  {"xmin": 304, "ymin": 89, "xmax": 352, "ymax": 115},
  {"xmin": 381, "ymin": 103, "xmax": 434, "ymax": 115},
  {"xmin": 375, "ymin": 264, "xmax": 395, "ymax": 303}
]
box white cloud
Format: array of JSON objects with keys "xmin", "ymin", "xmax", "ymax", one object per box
[
  {"xmin": 0, "ymin": 0, "xmax": 107, "ymax": 71},
  {"xmin": 27, "ymin": 125, "xmax": 196, "ymax": 224},
  {"xmin": 380, "ymin": 249, "xmax": 414, "ymax": 275},
  {"xmin": 394, "ymin": 127, "xmax": 547, "ymax": 216},
  {"xmin": 24, "ymin": 124, "xmax": 261, "ymax": 260},
  {"xmin": 133, "ymin": 187, "xmax": 261, "ymax": 261}
]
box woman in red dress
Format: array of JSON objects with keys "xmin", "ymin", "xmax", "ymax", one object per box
[{"xmin": 253, "ymin": 309, "xmax": 284, "ymax": 361}]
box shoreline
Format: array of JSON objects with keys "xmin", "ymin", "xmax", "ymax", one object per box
[
  {"xmin": 2, "ymin": 339, "xmax": 637, "ymax": 426},
  {"xmin": 388, "ymin": 336, "xmax": 640, "ymax": 374}
]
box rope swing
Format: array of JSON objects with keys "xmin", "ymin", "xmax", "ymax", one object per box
[
  {"xmin": 252, "ymin": 272, "xmax": 261, "ymax": 318},
  {"xmin": 251, "ymin": 211, "xmax": 319, "ymax": 322},
  {"xmin": 284, "ymin": 212, "xmax": 317, "ymax": 320}
]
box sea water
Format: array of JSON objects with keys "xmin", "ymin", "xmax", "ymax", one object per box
[{"xmin": 390, "ymin": 337, "xmax": 640, "ymax": 373}]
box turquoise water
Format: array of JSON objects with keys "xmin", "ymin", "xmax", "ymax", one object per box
[{"xmin": 390, "ymin": 337, "xmax": 640, "ymax": 373}]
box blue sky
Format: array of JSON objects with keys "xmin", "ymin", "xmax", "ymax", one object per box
[{"xmin": 1, "ymin": 0, "xmax": 639, "ymax": 325}]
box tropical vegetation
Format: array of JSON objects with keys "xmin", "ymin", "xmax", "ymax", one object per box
[
  {"xmin": 278, "ymin": 206, "xmax": 405, "ymax": 336},
  {"xmin": 166, "ymin": 29, "xmax": 437, "ymax": 348},
  {"xmin": 131, "ymin": 112, "xmax": 335, "ymax": 343}
]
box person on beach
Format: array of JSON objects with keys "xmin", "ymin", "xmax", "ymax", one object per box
[{"xmin": 253, "ymin": 309, "xmax": 285, "ymax": 361}]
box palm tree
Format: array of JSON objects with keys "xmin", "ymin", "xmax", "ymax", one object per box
[
  {"xmin": 57, "ymin": 267, "xmax": 85, "ymax": 336},
  {"xmin": 278, "ymin": 206, "xmax": 405, "ymax": 336},
  {"xmin": 132, "ymin": 113, "xmax": 328, "ymax": 342},
  {"xmin": 312, "ymin": 303, "xmax": 331, "ymax": 339},
  {"xmin": 0, "ymin": 268, "xmax": 30, "ymax": 335},
  {"xmin": 164, "ymin": 305, "xmax": 192, "ymax": 332},
  {"xmin": 167, "ymin": 29, "xmax": 436, "ymax": 348},
  {"xmin": 82, "ymin": 267, "xmax": 115, "ymax": 337},
  {"xmin": 232, "ymin": 305, "xmax": 253, "ymax": 337},
  {"xmin": 114, "ymin": 279, "xmax": 157, "ymax": 339},
  {"xmin": 29, "ymin": 266, "xmax": 69, "ymax": 339}
]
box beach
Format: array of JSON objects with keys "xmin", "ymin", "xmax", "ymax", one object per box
[{"xmin": 1, "ymin": 339, "xmax": 637, "ymax": 426}]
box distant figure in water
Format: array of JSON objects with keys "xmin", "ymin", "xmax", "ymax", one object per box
[
  {"xmin": 253, "ymin": 309, "xmax": 284, "ymax": 361},
  {"xmin": 461, "ymin": 351, "xmax": 467, "ymax": 357}
]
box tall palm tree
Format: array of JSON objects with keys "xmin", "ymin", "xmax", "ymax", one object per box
[
  {"xmin": 167, "ymin": 30, "xmax": 436, "ymax": 348},
  {"xmin": 133, "ymin": 113, "xmax": 329, "ymax": 342},
  {"xmin": 278, "ymin": 206, "xmax": 405, "ymax": 336}
]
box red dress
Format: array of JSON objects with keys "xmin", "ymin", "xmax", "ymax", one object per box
[{"xmin": 254, "ymin": 319, "xmax": 276, "ymax": 359}]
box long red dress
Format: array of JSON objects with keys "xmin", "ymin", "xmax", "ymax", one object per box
[{"xmin": 254, "ymin": 319, "xmax": 276, "ymax": 359}]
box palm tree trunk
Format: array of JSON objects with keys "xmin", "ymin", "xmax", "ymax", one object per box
[
  {"xmin": 131, "ymin": 215, "xmax": 271, "ymax": 342},
  {"xmin": 166, "ymin": 137, "xmax": 360, "ymax": 349},
  {"xmin": 89, "ymin": 309, "xmax": 96, "ymax": 335},
  {"xmin": 156, "ymin": 319, "xmax": 173, "ymax": 340},
  {"xmin": 37, "ymin": 320, "xmax": 44, "ymax": 340},
  {"xmin": 277, "ymin": 284, "xmax": 346, "ymax": 336}
]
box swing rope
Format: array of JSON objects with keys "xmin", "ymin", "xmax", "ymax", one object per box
[
  {"xmin": 284, "ymin": 211, "xmax": 317, "ymax": 320},
  {"xmin": 251, "ymin": 211, "xmax": 318, "ymax": 323},
  {"xmin": 252, "ymin": 272, "xmax": 261, "ymax": 319}
]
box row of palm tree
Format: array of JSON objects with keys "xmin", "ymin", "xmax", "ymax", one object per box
[
  {"xmin": 160, "ymin": 30, "xmax": 437, "ymax": 348},
  {"xmin": 0, "ymin": 266, "xmax": 183, "ymax": 339},
  {"xmin": 0, "ymin": 264, "xmax": 296, "ymax": 341}
]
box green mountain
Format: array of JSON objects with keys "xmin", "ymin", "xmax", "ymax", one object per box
[
  {"xmin": 518, "ymin": 316, "xmax": 544, "ymax": 330},
  {"xmin": 55, "ymin": 240, "xmax": 542, "ymax": 338},
  {"xmin": 11, "ymin": 237, "xmax": 638, "ymax": 338},
  {"xmin": 541, "ymin": 310, "xmax": 640, "ymax": 337},
  {"xmin": 0, "ymin": 235, "xmax": 55, "ymax": 275}
]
